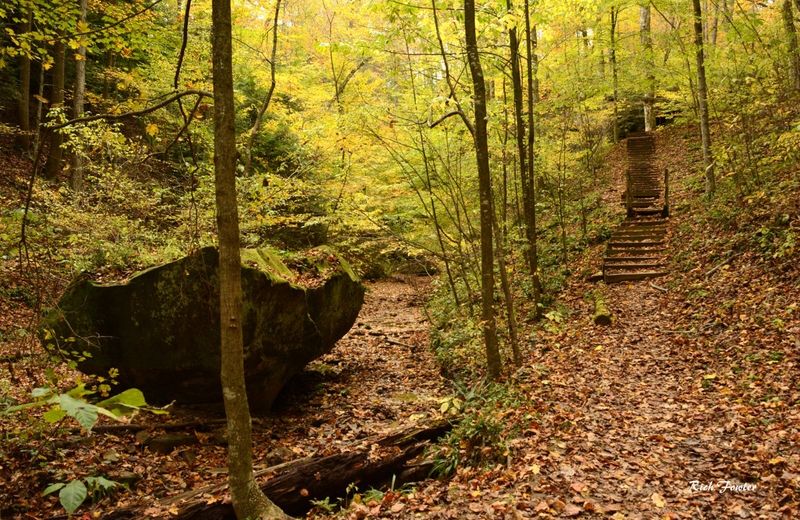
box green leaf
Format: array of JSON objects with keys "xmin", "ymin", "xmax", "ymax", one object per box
[
  {"xmin": 85, "ymin": 476, "xmax": 117, "ymax": 492},
  {"xmin": 42, "ymin": 482, "xmax": 65, "ymax": 496},
  {"xmin": 43, "ymin": 406, "xmax": 67, "ymax": 423},
  {"xmin": 96, "ymin": 388, "xmax": 147, "ymax": 416},
  {"xmin": 59, "ymin": 480, "xmax": 87, "ymax": 514},
  {"xmin": 57, "ymin": 394, "xmax": 98, "ymax": 430},
  {"xmin": 32, "ymin": 387, "xmax": 51, "ymax": 398}
]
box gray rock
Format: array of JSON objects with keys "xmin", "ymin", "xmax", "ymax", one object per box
[{"xmin": 41, "ymin": 246, "xmax": 364, "ymax": 410}]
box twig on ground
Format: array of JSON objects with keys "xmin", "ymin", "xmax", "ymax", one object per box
[
  {"xmin": 704, "ymin": 251, "xmax": 744, "ymax": 278},
  {"xmin": 386, "ymin": 338, "xmax": 415, "ymax": 349}
]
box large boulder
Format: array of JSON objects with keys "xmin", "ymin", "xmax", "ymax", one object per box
[{"xmin": 41, "ymin": 246, "xmax": 364, "ymax": 409}]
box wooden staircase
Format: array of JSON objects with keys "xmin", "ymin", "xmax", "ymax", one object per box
[{"xmin": 603, "ymin": 132, "xmax": 670, "ymax": 284}]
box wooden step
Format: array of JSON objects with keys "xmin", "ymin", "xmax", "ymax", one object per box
[
  {"xmin": 603, "ymin": 255, "xmax": 662, "ymax": 262},
  {"xmin": 620, "ymin": 218, "xmax": 666, "ymax": 225},
  {"xmin": 615, "ymin": 225, "xmax": 666, "ymax": 230},
  {"xmin": 609, "ymin": 240, "xmax": 664, "ymax": 247},
  {"xmin": 607, "ymin": 248, "xmax": 667, "ymax": 257},
  {"xmin": 617, "ymin": 218, "xmax": 666, "ymax": 229},
  {"xmin": 632, "ymin": 208, "xmax": 664, "ymax": 216},
  {"xmin": 613, "ymin": 228, "xmax": 666, "ymax": 235},
  {"xmin": 604, "ymin": 261, "xmax": 665, "ymax": 270},
  {"xmin": 611, "ymin": 235, "xmax": 664, "ymax": 242},
  {"xmin": 604, "ymin": 270, "xmax": 667, "ymax": 283}
]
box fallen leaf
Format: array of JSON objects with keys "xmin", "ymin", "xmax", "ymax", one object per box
[{"xmin": 651, "ymin": 492, "xmax": 666, "ymax": 508}]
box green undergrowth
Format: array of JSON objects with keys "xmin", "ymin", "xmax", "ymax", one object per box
[
  {"xmin": 675, "ymin": 96, "xmax": 800, "ymax": 268},
  {"xmin": 429, "ymin": 381, "xmax": 523, "ymax": 478}
]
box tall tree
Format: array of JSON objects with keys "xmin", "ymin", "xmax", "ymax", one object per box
[
  {"xmin": 610, "ymin": 6, "xmax": 620, "ymax": 142},
  {"xmin": 524, "ymin": 0, "xmax": 542, "ymax": 315},
  {"xmin": 43, "ymin": 40, "xmax": 66, "ymax": 179},
  {"xmin": 506, "ymin": 0, "xmax": 537, "ymax": 288},
  {"xmin": 464, "ymin": 0, "xmax": 501, "ymax": 378},
  {"xmin": 72, "ymin": 0, "xmax": 88, "ymax": 193},
  {"xmin": 210, "ymin": 0, "xmax": 290, "ymax": 517},
  {"xmin": 782, "ymin": 0, "xmax": 800, "ymax": 91},
  {"xmin": 243, "ymin": 0, "xmax": 281, "ymax": 177},
  {"xmin": 640, "ymin": 4, "xmax": 656, "ymax": 131},
  {"xmin": 17, "ymin": 10, "xmax": 32, "ymax": 151},
  {"xmin": 692, "ymin": 0, "xmax": 715, "ymax": 194}
]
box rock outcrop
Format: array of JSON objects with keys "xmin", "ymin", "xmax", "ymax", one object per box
[{"xmin": 41, "ymin": 247, "xmax": 364, "ymax": 409}]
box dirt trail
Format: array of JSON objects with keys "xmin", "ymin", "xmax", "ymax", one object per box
[
  {"xmin": 270, "ymin": 275, "xmax": 449, "ymax": 451},
  {"xmin": 518, "ymin": 282, "xmax": 763, "ymax": 518}
]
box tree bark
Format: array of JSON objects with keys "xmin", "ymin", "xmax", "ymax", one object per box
[
  {"xmin": 210, "ymin": 0, "xmax": 290, "ymax": 518},
  {"xmin": 72, "ymin": 0, "xmax": 88, "ymax": 193},
  {"xmin": 243, "ymin": 0, "xmax": 281, "ymax": 177},
  {"xmin": 782, "ymin": 0, "xmax": 800, "ymax": 92},
  {"xmin": 610, "ymin": 7, "xmax": 620, "ymax": 142},
  {"xmin": 692, "ymin": 0, "xmax": 716, "ymax": 195},
  {"xmin": 507, "ymin": 0, "xmax": 537, "ymax": 287},
  {"xmin": 17, "ymin": 11, "xmax": 32, "ymax": 151},
  {"xmin": 524, "ymin": 0, "xmax": 542, "ymax": 317},
  {"xmin": 464, "ymin": 0, "xmax": 501, "ymax": 379},
  {"xmin": 640, "ymin": 5, "xmax": 656, "ymax": 131},
  {"xmin": 43, "ymin": 40, "xmax": 66, "ymax": 180}
]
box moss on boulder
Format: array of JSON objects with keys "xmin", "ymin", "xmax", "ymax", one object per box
[{"xmin": 41, "ymin": 246, "xmax": 364, "ymax": 410}]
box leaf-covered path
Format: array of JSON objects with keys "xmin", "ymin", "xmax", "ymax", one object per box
[{"xmin": 389, "ymin": 279, "xmax": 797, "ymax": 519}]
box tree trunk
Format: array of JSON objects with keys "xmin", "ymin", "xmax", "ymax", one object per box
[
  {"xmin": 464, "ymin": 0, "xmax": 501, "ymax": 379},
  {"xmin": 524, "ymin": 0, "xmax": 542, "ymax": 317},
  {"xmin": 692, "ymin": 0, "xmax": 716, "ymax": 195},
  {"xmin": 507, "ymin": 0, "xmax": 537, "ymax": 288},
  {"xmin": 17, "ymin": 11, "xmax": 32, "ymax": 151},
  {"xmin": 210, "ymin": 0, "xmax": 290, "ymax": 518},
  {"xmin": 243, "ymin": 0, "xmax": 281, "ymax": 177},
  {"xmin": 43, "ymin": 40, "xmax": 66, "ymax": 180},
  {"xmin": 782, "ymin": 0, "xmax": 800, "ymax": 92},
  {"xmin": 711, "ymin": 0, "xmax": 720, "ymax": 45},
  {"xmin": 72, "ymin": 0, "xmax": 88, "ymax": 193},
  {"xmin": 493, "ymin": 211, "xmax": 521, "ymax": 366},
  {"xmin": 610, "ymin": 7, "xmax": 620, "ymax": 142},
  {"xmin": 640, "ymin": 5, "xmax": 656, "ymax": 131}
]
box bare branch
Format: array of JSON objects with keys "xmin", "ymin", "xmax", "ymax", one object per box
[{"xmin": 48, "ymin": 90, "xmax": 212, "ymax": 130}]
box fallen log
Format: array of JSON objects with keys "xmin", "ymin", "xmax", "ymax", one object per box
[
  {"xmin": 104, "ymin": 420, "xmax": 452, "ymax": 519},
  {"xmin": 592, "ymin": 288, "xmax": 612, "ymax": 326}
]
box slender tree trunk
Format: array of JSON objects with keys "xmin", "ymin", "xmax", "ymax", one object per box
[
  {"xmin": 507, "ymin": 0, "xmax": 537, "ymax": 286},
  {"xmin": 17, "ymin": 11, "xmax": 32, "ymax": 151},
  {"xmin": 692, "ymin": 0, "xmax": 715, "ymax": 194},
  {"xmin": 464, "ymin": 0, "xmax": 501, "ymax": 379},
  {"xmin": 524, "ymin": 0, "xmax": 542, "ymax": 317},
  {"xmin": 493, "ymin": 212, "xmax": 521, "ymax": 367},
  {"xmin": 610, "ymin": 7, "xmax": 620, "ymax": 142},
  {"xmin": 33, "ymin": 64, "xmax": 45, "ymax": 157},
  {"xmin": 243, "ymin": 0, "xmax": 281, "ymax": 177},
  {"xmin": 711, "ymin": 0, "xmax": 720, "ymax": 45},
  {"xmin": 530, "ymin": 25, "xmax": 540, "ymax": 102},
  {"xmin": 72, "ymin": 0, "xmax": 88, "ymax": 193},
  {"xmin": 43, "ymin": 40, "xmax": 66, "ymax": 180},
  {"xmin": 783, "ymin": 0, "xmax": 800, "ymax": 91},
  {"xmin": 210, "ymin": 0, "xmax": 290, "ymax": 518},
  {"xmin": 640, "ymin": 5, "xmax": 656, "ymax": 131}
]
